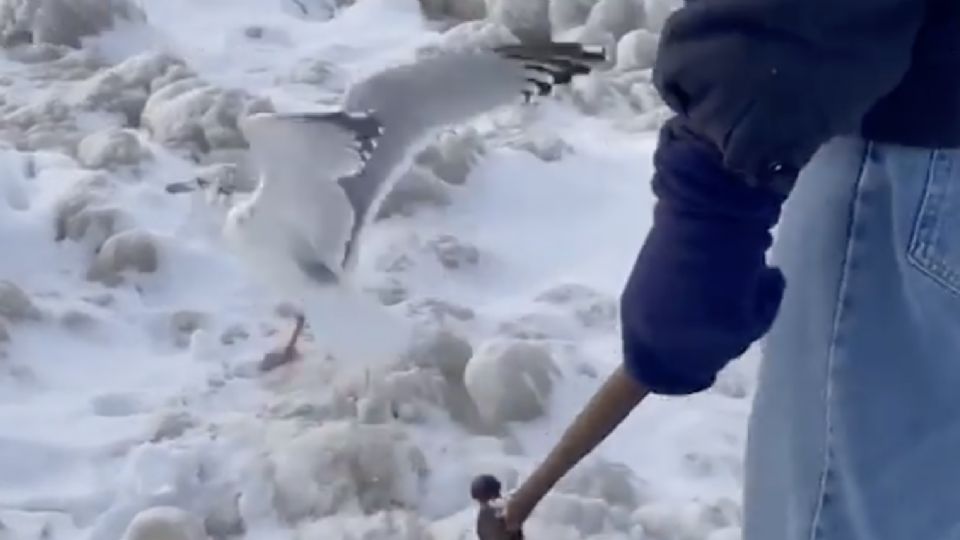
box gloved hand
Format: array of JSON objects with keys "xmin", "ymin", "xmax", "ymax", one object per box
[{"xmin": 620, "ymin": 117, "xmax": 789, "ymax": 395}]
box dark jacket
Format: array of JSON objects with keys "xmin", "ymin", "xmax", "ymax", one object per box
[
  {"xmin": 655, "ymin": 0, "xmax": 960, "ymax": 187},
  {"xmin": 620, "ymin": 0, "xmax": 960, "ymax": 395}
]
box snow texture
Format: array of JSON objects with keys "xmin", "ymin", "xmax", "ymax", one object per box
[{"xmin": 0, "ymin": 0, "xmax": 146, "ymax": 48}]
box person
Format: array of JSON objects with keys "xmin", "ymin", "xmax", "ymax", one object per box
[{"xmin": 500, "ymin": 1, "xmax": 960, "ymax": 539}]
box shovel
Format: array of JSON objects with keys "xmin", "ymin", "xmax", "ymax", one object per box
[{"xmin": 471, "ymin": 365, "xmax": 649, "ymax": 539}]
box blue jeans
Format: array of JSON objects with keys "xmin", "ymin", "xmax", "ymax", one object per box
[{"xmin": 743, "ymin": 138, "xmax": 960, "ymax": 540}]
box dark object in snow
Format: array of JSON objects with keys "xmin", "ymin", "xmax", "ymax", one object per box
[
  {"xmin": 471, "ymin": 474, "xmax": 502, "ymax": 503},
  {"xmin": 472, "ymin": 474, "xmax": 523, "ymax": 540}
]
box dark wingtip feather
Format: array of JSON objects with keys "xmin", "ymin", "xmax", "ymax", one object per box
[{"xmin": 492, "ymin": 42, "xmax": 608, "ymax": 100}]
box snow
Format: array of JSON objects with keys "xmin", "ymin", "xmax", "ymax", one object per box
[{"xmin": 0, "ymin": 0, "xmax": 763, "ymax": 539}]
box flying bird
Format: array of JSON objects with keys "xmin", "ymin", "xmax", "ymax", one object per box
[{"xmin": 168, "ymin": 42, "xmax": 608, "ymax": 371}]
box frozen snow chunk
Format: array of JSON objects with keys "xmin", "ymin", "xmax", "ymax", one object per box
[
  {"xmin": 426, "ymin": 234, "xmax": 479, "ymax": 270},
  {"xmin": 549, "ymin": 0, "xmax": 597, "ymax": 34},
  {"xmin": 53, "ymin": 172, "xmax": 135, "ymax": 248},
  {"xmin": 281, "ymin": 56, "xmax": 348, "ymax": 90},
  {"xmin": 508, "ymin": 134, "xmax": 574, "ymax": 162},
  {"xmin": 204, "ymin": 491, "xmax": 244, "ymax": 538},
  {"xmin": 121, "ymin": 506, "xmax": 205, "ymax": 540},
  {"xmin": 419, "ymin": 0, "xmax": 486, "ymax": 21},
  {"xmin": 169, "ymin": 310, "xmax": 208, "ymax": 348},
  {"xmin": 406, "ymin": 298, "xmax": 475, "ymax": 325},
  {"xmin": 498, "ymin": 312, "xmax": 577, "ymax": 340},
  {"xmin": 23, "ymin": 124, "xmax": 80, "ymax": 154},
  {"xmin": 77, "ymin": 128, "xmax": 149, "ymax": 169},
  {"xmin": 60, "ymin": 307, "xmax": 99, "ymax": 331},
  {"xmin": 59, "ymin": 204, "xmax": 133, "ymax": 250},
  {"xmin": 486, "ymin": 0, "xmax": 551, "ymax": 43},
  {"xmin": 3, "ymin": 96, "xmax": 70, "ymax": 129},
  {"xmin": 615, "ymin": 28, "xmax": 658, "ymax": 71},
  {"xmin": 583, "ymin": 0, "xmax": 644, "ymax": 43},
  {"xmin": 534, "ymin": 492, "xmax": 623, "ymax": 537},
  {"xmin": 708, "ymin": 527, "xmax": 743, "ymax": 540},
  {"xmin": 219, "ymin": 323, "xmax": 249, "ymax": 345},
  {"xmin": 86, "ymin": 229, "xmax": 160, "ymax": 285},
  {"xmin": 426, "ymin": 19, "xmax": 517, "ymax": 54},
  {"xmin": 414, "ymin": 126, "xmax": 486, "ymax": 186},
  {"xmin": 200, "ymin": 91, "xmax": 271, "ymax": 150},
  {"xmin": 569, "ymin": 74, "xmax": 631, "ymax": 116},
  {"xmin": 368, "ymin": 277, "xmax": 409, "ymax": 307},
  {"xmin": 150, "ymin": 410, "xmax": 196, "ymax": 442},
  {"xmin": 267, "ymin": 392, "xmax": 357, "ymax": 424},
  {"xmin": 359, "ymin": 367, "xmax": 449, "ymax": 424},
  {"xmin": 403, "ymin": 329, "xmax": 472, "ymax": 382},
  {"xmin": 633, "ymin": 501, "xmax": 714, "ymax": 540},
  {"xmin": 269, "ymin": 423, "xmax": 429, "ymax": 522},
  {"xmin": 141, "ymin": 79, "xmax": 219, "ymax": 151},
  {"xmin": 556, "ymin": 459, "xmax": 644, "ymax": 509},
  {"xmin": 643, "ymin": 0, "xmax": 681, "ymax": 32},
  {"xmin": 142, "ymin": 77, "xmax": 273, "ymax": 154},
  {"xmin": 0, "ymin": 280, "xmax": 42, "ymax": 322},
  {"xmin": 535, "ymin": 283, "xmax": 618, "ymax": 330},
  {"xmin": 376, "ymin": 167, "xmax": 451, "ymax": 220},
  {"xmin": 297, "ymin": 510, "xmax": 433, "ymax": 540},
  {"xmin": 465, "ymin": 339, "xmax": 560, "ymax": 424},
  {"xmin": 0, "ymin": 0, "xmax": 146, "ymax": 49}
]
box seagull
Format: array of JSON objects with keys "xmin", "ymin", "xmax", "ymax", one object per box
[{"xmin": 168, "ymin": 41, "xmax": 608, "ymax": 372}]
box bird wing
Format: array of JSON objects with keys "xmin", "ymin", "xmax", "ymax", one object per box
[
  {"xmin": 235, "ymin": 43, "xmax": 606, "ymax": 281},
  {"xmin": 239, "ymin": 111, "xmax": 385, "ymax": 282},
  {"xmin": 334, "ymin": 42, "xmax": 608, "ymax": 270},
  {"xmin": 341, "ymin": 42, "xmax": 608, "ymax": 136}
]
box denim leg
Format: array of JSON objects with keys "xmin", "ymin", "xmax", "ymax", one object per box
[{"xmin": 743, "ymin": 138, "xmax": 960, "ymax": 540}]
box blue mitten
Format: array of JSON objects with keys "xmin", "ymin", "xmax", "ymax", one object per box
[{"xmin": 620, "ymin": 118, "xmax": 789, "ymax": 395}]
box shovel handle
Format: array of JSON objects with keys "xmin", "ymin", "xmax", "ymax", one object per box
[{"xmin": 503, "ymin": 365, "xmax": 648, "ymax": 531}]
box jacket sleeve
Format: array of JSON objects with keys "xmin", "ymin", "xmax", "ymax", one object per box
[{"xmin": 653, "ymin": 0, "xmax": 927, "ymax": 187}]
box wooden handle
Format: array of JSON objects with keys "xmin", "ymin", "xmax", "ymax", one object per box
[{"xmin": 504, "ymin": 365, "xmax": 648, "ymax": 531}]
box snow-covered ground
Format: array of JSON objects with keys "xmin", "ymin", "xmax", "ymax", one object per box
[{"xmin": 0, "ymin": 0, "xmax": 758, "ymax": 538}]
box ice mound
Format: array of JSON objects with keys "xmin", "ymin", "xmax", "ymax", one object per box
[
  {"xmin": 0, "ymin": 0, "xmax": 146, "ymax": 48},
  {"xmin": 0, "ymin": 280, "xmax": 42, "ymax": 322},
  {"xmin": 615, "ymin": 28, "xmax": 659, "ymax": 71},
  {"xmin": 53, "ymin": 171, "xmax": 135, "ymax": 251},
  {"xmin": 413, "ymin": 127, "xmax": 486, "ymax": 186},
  {"xmin": 535, "ymin": 283, "xmax": 618, "ymax": 330},
  {"xmin": 418, "ymin": 0, "xmax": 486, "ymax": 22},
  {"xmin": 121, "ymin": 506, "xmax": 205, "ymax": 540},
  {"xmin": 485, "ymin": 0, "xmax": 551, "ymax": 43},
  {"xmin": 582, "ymin": 0, "xmax": 645, "ymax": 44},
  {"xmin": 267, "ymin": 422, "xmax": 430, "ymax": 523},
  {"xmin": 68, "ymin": 52, "xmax": 183, "ymax": 121},
  {"xmin": 464, "ymin": 339, "xmax": 560, "ymax": 424},
  {"xmin": 86, "ymin": 229, "xmax": 161, "ymax": 286},
  {"xmin": 549, "ymin": 0, "xmax": 597, "ymax": 34},
  {"xmin": 141, "ymin": 76, "xmax": 274, "ymax": 157},
  {"xmin": 77, "ymin": 127, "xmax": 150, "ymax": 169}
]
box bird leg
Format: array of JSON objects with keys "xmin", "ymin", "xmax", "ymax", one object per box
[{"xmin": 260, "ymin": 313, "xmax": 307, "ymax": 372}]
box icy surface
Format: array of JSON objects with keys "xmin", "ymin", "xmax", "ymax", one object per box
[{"xmin": 0, "ymin": 0, "xmax": 762, "ymax": 539}]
